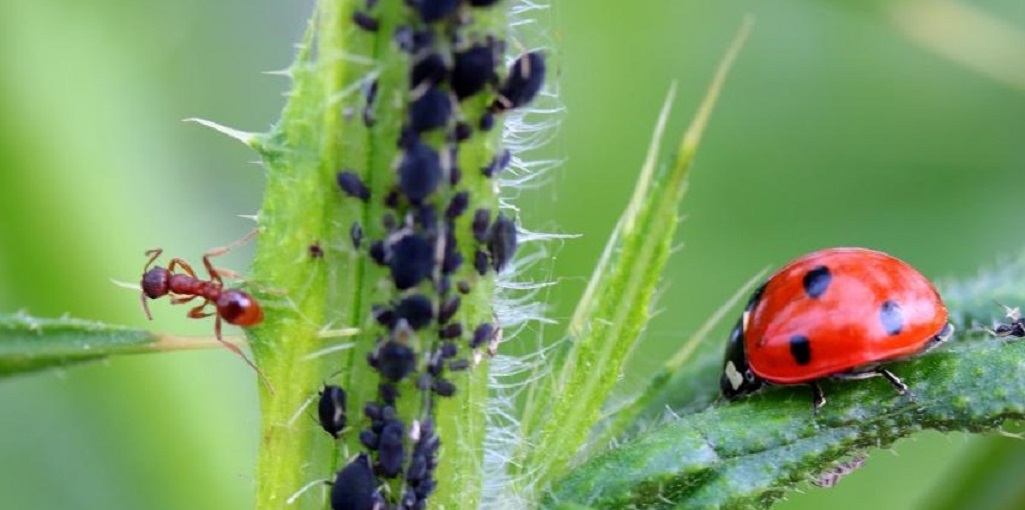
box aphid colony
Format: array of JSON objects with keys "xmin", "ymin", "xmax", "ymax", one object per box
[{"xmin": 325, "ymin": 1, "xmax": 546, "ymax": 509}]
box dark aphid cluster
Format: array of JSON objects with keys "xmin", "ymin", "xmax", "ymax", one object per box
[
  {"xmin": 402, "ymin": 419, "xmax": 440, "ymax": 509},
  {"xmin": 323, "ymin": 0, "xmax": 549, "ymax": 507}
]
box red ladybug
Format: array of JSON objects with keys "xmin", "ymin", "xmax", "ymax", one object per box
[{"xmin": 720, "ymin": 247, "xmax": 953, "ymax": 409}]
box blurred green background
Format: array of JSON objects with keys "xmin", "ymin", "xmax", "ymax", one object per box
[{"xmin": 1, "ymin": 0, "xmax": 1024, "ymax": 509}]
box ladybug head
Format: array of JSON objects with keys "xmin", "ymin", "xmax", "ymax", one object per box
[{"xmin": 720, "ymin": 317, "xmax": 763, "ymax": 399}]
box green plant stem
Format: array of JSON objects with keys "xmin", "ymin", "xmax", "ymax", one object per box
[{"xmin": 245, "ymin": 0, "xmax": 509, "ymax": 508}]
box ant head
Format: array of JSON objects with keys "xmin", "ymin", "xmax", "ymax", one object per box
[
  {"xmin": 216, "ymin": 289, "xmax": 264, "ymax": 327},
  {"xmin": 141, "ymin": 266, "xmax": 171, "ymax": 299},
  {"xmin": 139, "ymin": 266, "xmax": 170, "ymax": 321}
]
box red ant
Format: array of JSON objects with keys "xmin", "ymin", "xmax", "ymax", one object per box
[{"xmin": 139, "ymin": 231, "xmax": 272, "ymax": 390}]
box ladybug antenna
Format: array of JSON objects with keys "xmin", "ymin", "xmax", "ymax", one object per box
[{"xmin": 994, "ymin": 300, "xmax": 1022, "ymax": 321}]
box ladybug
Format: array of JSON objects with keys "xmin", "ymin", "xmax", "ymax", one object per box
[{"xmin": 720, "ymin": 247, "xmax": 954, "ymax": 409}]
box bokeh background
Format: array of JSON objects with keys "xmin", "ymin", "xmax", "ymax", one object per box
[{"xmin": 1, "ymin": 0, "xmax": 1024, "ymax": 509}]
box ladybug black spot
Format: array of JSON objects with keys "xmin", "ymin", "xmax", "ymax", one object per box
[
  {"xmin": 789, "ymin": 335, "xmax": 811, "ymax": 365},
  {"xmin": 880, "ymin": 300, "xmax": 904, "ymax": 336},
  {"xmin": 802, "ymin": 265, "xmax": 831, "ymax": 299}
]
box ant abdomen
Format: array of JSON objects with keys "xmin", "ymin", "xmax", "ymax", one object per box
[{"xmin": 216, "ymin": 290, "xmax": 263, "ymax": 326}]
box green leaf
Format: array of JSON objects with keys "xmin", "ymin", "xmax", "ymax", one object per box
[
  {"xmin": 515, "ymin": 18, "xmax": 753, "ymax": 493},
  {"xmin": 544, "ymin": 247, "xmax": 1025, "ymax": 509},
  {"xmin": 0, "ymin": 312, "xmax": 197, "ymax": 375},
  {"xmin": 545, "ymin": 330, "xmax": 1025, "ymax": 509}
]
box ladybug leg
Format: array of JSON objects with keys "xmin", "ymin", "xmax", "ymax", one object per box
[
  {"xmin": 809, "ymin": 382, "xmax": 826, "ymax": 411},
  {"xmin": 876, "ymin": 368, "xmax": 909, "ymax": 395}
]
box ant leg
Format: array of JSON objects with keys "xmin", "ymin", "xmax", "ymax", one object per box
[
  {"xmin": 202, "ymin": 229, "xmax": 259, "ymax": 282},
  {"xmin": 141, "ymin": 292, "xmax": 154, "ymax": 321},
  {"xmin": 143, "ymin": 249, "xmax": 164, "ymax": 272},
  {"xmin": 171, "ymin": 294, "xmax": 199, "ymax": 306},
  {"xmin": 168, "ymin": 258, "xmax": 199, "ymax": 279},
  {"xmin": 213, "ymin": 315, "xmax": 275, "ymax": 394},
  {"xmin": 187, "ymin": 302, "xmax": 215, "ymax": 319}
]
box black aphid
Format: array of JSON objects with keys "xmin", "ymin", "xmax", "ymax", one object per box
[
  {"xmin": 439, "ymin": 322, "xmax": 463, "ymax": 339},
  {"xmin": 352, "ymin": 11, "xmax": 379, "ymax": 32},
  {"xmin": 449, "ymin": 359, "xmax": 470, "ymax": 371},
  {"xmin": 451, "ymin": 44, "xmax": 497, "ymax": 100},
  {"xmin": 359, "ymin": 429, "xmax": 379, "ymax": 450},
  {"xmin": 471, "ymin": 323, "xmax": 494, "ymax": 349},
  {"xmin": 473, "ymin": 249, "xmax": 488, "ymax": 276},
  {"xmin": 384, "ymin": 188, "xmax": 401, "ymax": 209},
  {"xmin": 472, "ymin": 208, "xmax": 491, "ymax": 242},
  {"xmin": 457, "ymin": 280, "xmax": 471, "ymax": 294},
  {"xmin": 379, "ymin": 383, "xmax": 399, "ymax": 406},
  {"xmin": 362, "ymin": 78, "xmax": 379, "ymax": 127},
  {"xmin": 407, "ymin": 453, "xmax": 428, "ymax": 483},
  {"xmin": 442, "ymin": 248, "xmax": 463, "ymax": 275},
  {"xmin": 398, "ymin": 126, "xmax": 419, "ymax": 150},
  {"xmin": 409, "ymin": 87, "xmax": 452, "ymax": 133},
  {"xmin": 488, "ymin": 213, "xmax": 517, "ymax": 271},
  {"xmin": 416, "ymin": 0, "xmax": 460, "ymax": 23},
  {"xmin": 337, "ymin": 171, "xmax": 370, "ymax": 201},
  {"xmin": 446, "ymin": 191, "xmax": 469, "ymax": 219},
  {"xmin": 440, "ymin": 341, "xmax": 458, "ymax": 358},
  {"xmin": 317, "ymin": 385, "xmax": 347, "ymax": 438},
  {"xmin": 479, "ymin": 111, "xmax": 495, "ymax": 131},
  {"xmin": 378, "ymin": 419, "xmax": 406, "ymax": 478},
  {"xmin": 438, "ymin": 296, "xmax": 460, "ymax": 324},
  {"xmin": 395, "ymin": 295, "xmax": 434, "ymax": 330},
  {"xmin": 330, "ymin": 453, "xmax": 377, "ymax": 510},
  {"xmin": 492, "ymin": 51, "xmax": 546, "ymax": 112},
  {"xmin": 398, "ymin": 141, "xmax": 442, "ymax": 204},
  {"xmin": 411, "ymin": 53, "xmax": 448, "ymax": 89},
  {"xmin": 363, "ymin": 402, "xmax": 382, "ymax": 420},
  {"xmin": 435, "ymin": 275, "xmax": 451, "ymax": 295},
  {"xmin": 433, "ymin": 379, "xmax": 457, "ymax": 397},
  {"xmin": 374, "ymin": 341, "xmax": 417, "ymax": 381},
  {"xmin": 449, "ymin": 163, "xmax": 462, "ymax": 186},
  {"xmin": 389, "ymin": 234, "xmax": 436, "ymax": 289},
  {"xmin": 482, "ymin": 148, "xmax": 511, "ymax": 178},
  {"xmin": 369, "ymin": 241, "xmax": 387, "ymax": 266},
  {"xmin": 454, "ymin": 121, "xmax": 472, "ymax": 141},
  {"xmin": 394, "ymin": 26, "xmax": 434, "ymax": 54},
  {"xmin": 373, "ymin": 304, "xmax": 397, "ymax": 328},
  {"xmin": 350, "ymin": 222, "xmax": 363, "ymax": 250}
]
